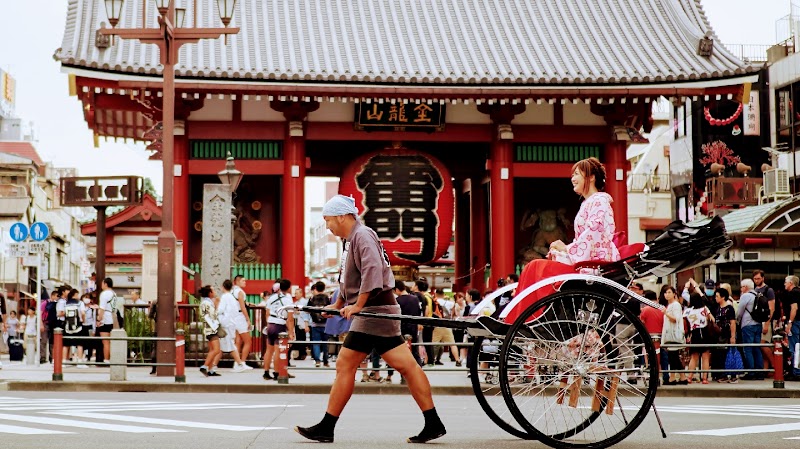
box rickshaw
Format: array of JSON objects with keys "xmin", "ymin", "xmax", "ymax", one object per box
[{"xmin": 295, "ymin": 216, "xmax": 731, "ymax": 449}]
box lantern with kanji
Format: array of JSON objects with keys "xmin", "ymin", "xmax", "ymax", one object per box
[{"xmin": 339, "ymin": 146, "xmax": 454, "ymax": 266}]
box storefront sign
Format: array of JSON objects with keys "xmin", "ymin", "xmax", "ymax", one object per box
[
  {"xmin": 354, "ymin": 102, "xmax": 446, "ymax": 131},
  {"xmin": 743, "ymin": 91, "xmax": 760, "ymax": 136},
  {"xmin": 339, "ymin": 147, "xmax": 454, "ymax": 266},
  {"xmin": 59, "ymin": 176, "xmax": 144, "ymax": 207},
  {"xmin": 0, "ymin": 69, "xmax": 15, "ymax": 118}
]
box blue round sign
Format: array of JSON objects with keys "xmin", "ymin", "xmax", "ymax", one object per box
[
  {"xmin": 9, "ymin": 223, "xmax": 28, "ymax": 242},
  {"xmin": 30, "ymin": 222, "xmax": 49, "ymax": 242}
]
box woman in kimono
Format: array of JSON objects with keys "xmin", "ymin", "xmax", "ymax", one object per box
[{"xmin": 507, "ymin": 157, "xmax": 621, "ymax": 322}]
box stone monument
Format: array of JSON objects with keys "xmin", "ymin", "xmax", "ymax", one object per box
[{"xmin": 201, "ymin": 184, "xmax": 233, "ymax": 294}]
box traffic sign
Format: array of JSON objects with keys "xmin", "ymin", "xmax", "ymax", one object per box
[
  {"xmin": 9, "ymin": 222, "xmax": 28, "ymax": 242},
  {"xmin": 29, "ymin": 242, "xmax": 48, "ymax": 253},
  {"xmin": 30, "ymin": 222, "xmax": 49, "ymax": 241},
  {"xmin": 8, "ymin": 242, "xmax": 28, "ymax": 257}
]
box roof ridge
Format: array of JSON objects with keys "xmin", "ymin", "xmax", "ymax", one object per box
[{"xmin": 57, "ymin": 0, "xmax": 753, "ymax": 85}]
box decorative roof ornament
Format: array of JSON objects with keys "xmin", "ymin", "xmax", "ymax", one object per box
[{"xmin": 698, "ymin": 32, "xmax": 714, "ymax": 57}]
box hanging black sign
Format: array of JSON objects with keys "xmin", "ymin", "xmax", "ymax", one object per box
[{"xmin": 354, "ymin": 102, "xmax": 446, "ymax": 131}]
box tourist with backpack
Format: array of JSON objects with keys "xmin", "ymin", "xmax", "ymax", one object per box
[
  {"xmin": 307, "ymin": 281, "xmax": 331, "ymax": 368},
  {"xmin": 62, "ymin": 289, "xmax": 88, "ymax": 368},
  {"xmin": 752, "ymin": 269, "xmax": 777, "ymax": 374},
  {"xmin": 736, "ymin": 279, "xmax": 764, "ymax": 380},
  {"xmin": 44, "ymin": 290, "xmax": 61, "ymax": 363}
]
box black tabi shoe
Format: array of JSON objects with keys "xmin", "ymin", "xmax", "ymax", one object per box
[
  {"xmin": 295, "ymin": 425, "xmax": 334, "ymax": 443},
  {"xmin": 407, "ymin": 426, "xmax": 446, "ymax": 444}
]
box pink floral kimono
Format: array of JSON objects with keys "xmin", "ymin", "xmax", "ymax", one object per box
[{"xmin": 505, "ymin": 192, "xmax": 621, "ymax": 323}]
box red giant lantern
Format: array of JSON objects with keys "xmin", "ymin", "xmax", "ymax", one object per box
[{"xmin": 339, "ymin": 146, "xmax": 454, "ymax": 266}]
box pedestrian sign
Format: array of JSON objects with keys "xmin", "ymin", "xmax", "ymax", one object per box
[
  {"xmin": 30, "ymin": 222, "xmax": 49, "ymax": 241},
  {"xmin": 9, "ymin": 222, "xmax": 28, "ymax": 242}
]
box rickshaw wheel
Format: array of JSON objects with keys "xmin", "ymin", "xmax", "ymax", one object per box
[
  {"xmin": 468, "ymin": 336, "xmax": 537, "ymax": 440},
  {"xmin": 498, "ymin": 290, "xmax": 658, "ymax": 449}
]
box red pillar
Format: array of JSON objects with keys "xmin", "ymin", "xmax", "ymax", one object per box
[
  {"xmin": 489, "ymin": 133, "xmax": 515, "ymax": 289},
  {"xmin": 470, "ymin": 177, "xmax": 487, "ymax": 294},
  {"xmin": 174, "ymin": 125, "xmax": 190, "ymax": 291},
  {"xmin": 281, "ymin": 123, "xmax": 306, "ymax": 286},
  {"xmin": 272, "ymin": 102, "xmax": 319, "ymax": 286},
  {"xmin": 453, "ymin": 179, "xmax": 470, "ymax": 293},
  {"xmin": 604, "ymin": 140, "xmax": 629, "ymax": 246}
]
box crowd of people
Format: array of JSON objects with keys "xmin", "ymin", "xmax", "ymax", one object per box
[
  {"xmin": 0, "ymin": 276, "xmax": 137, "ymax": 368},
  {"xmin": 638, "ymin": 269, "xmax": 800, "ymax": 385}
]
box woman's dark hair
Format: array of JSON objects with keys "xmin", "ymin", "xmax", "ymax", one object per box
[
  {"xmin": 467, "ymin": 289, "xmax": 481, "ymax": 302},
  {"xmin": 689, "ymin": 292, "xmax": 705, "ymax": 309},
  {"xmin": 68, "ymin": 288, "xmax": 80, "ymax": 300},
  {"xmin": 658, "ymin": 285, "xmax": 677, "ymax": 306},
  {"xmin": 198, "ymin": 285, "xmax": 212, "ymax": 298},
  {"xmin": 715, "ymin": 288, "xmax": 730, "ymax": 300},
  {"xmin": 222, "ymin": 279, "xmax": 233, "ymax": 291},
  {"xmin": 643, "ymin": 290, "xmax": 657, "ymax": 301},
  {"xmin": 571, "ymin": 157, "xmax": 607, "ymax": 194}
]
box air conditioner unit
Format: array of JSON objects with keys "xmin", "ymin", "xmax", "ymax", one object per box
[{"xmin": 763, "ymin": 169, "xmax": 790, "ymax": 196}]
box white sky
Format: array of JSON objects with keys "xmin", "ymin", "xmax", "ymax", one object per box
[{"xmin": 0, "ymin": 0, "xmax": 794, "ymax": 207}]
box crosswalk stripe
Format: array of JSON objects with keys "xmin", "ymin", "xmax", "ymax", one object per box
[
  {"xmin": 1, "ymin": 403, "xmax": 230, "ymax": 412},
  {"xmin": 30, "ymin": 404, "xmax": 303, "ymax": 413},
  {"xmin": 657, "ymin": 406, "xmax": 800, "ymax": 420},
  {"xmin": 0, "ymin": 413, "xmax": 183, "ymax": 433},
  {"xmin": 61, "ymin": 412, "xmax": 284, "ymax": 432},
  {"xmin": 0, "ymin": 423, "xmax": 73, "ymax": 435},
  {"xmin": 675, "ymin": 422, "xmax": 800, "ymax": 437}
]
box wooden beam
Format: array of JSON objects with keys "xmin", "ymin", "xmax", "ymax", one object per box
[{"xmin": 187, "ymin": 159, "xmax": 283, "ymax": 175}]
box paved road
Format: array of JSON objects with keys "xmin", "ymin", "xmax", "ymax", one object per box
[{"xmin": 0, "ymin": 392, "xmax": 797, "ymax": 449}]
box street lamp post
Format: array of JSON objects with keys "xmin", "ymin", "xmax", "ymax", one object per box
[
  {"xmin": 218, "ymin": 152, "xmax": 243, "ymax": 269},
  {"xmin": 100, "ymin": 0, "xmax": 239, "ymax": 376}
]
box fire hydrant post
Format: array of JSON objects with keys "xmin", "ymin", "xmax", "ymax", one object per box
[
  {"xmin": 773, "ymin": 334, "xmax": 784, "ymax": 389},
  {"xmin": 175, "ymin": 329, "xmax": 186, "ymax": 383},
  {"xmin": 277, "ymin": 332, "xmax": 289, "ymax": 384},
  {"xmin": 52, "ymin": 329, "xmax": 63, "ymax": 381}
]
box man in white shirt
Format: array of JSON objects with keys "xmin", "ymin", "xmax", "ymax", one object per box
[{"xmin": 96, "ymin": 278, "xmax": 116, "ymax": 362}]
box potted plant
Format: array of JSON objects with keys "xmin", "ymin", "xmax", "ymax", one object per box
[{"xmin": 699, "ymin": 140, "xmax": 740, "ymax": 177}]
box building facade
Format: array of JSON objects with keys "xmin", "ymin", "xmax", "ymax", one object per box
[{"xmin": 56, "ymin": 0, "xmax": 755, "ymax": 296}]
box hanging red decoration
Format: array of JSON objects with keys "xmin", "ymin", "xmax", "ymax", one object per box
[{"xmin": 703, "ymin": 103, "xmax": 743, "ymax": 126}]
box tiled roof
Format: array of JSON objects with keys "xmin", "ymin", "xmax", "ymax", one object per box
[
  {"xmin": 0, "ymin": 141, "xmax": 44, "ymax": 167},
  {"xmin": 56, "ymin": 0, "xmax": 755, "ymax": 85},
  {"xmin": 691, "ymin": 201, "xmax": 789, "ymax": 234}
]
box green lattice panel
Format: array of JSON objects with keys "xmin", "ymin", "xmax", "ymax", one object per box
[
  {"xmin": 190, "ymin": 141, "xmax": 283, "ymax": 159},
  {"xmin": 515, "ymin": 144, "xmax": 601, "ymax": 162}
]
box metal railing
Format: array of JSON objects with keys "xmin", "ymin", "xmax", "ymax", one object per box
[
  {"xmin": 53, "ymin": 328, "xmax": 185, "ymax": 383},
  {"xmin": 655, "ymin": 336, "xmax": 788, "ymax": 389},
  {"xmin": 628, "ymin": 173, "xmax": 671, "ymax": 193},
  {"xmin": 723, "ymin": 44, "xmax": 771, "ymax": 64}
]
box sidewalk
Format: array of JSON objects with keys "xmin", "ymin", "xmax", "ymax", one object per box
[{"xmin": 2, "ymin": 354, "xmax": 799, "ymax": 397}]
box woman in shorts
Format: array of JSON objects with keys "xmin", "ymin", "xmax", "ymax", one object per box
[{"xmin": 199, "ymin": 285, "xmax": 222, "ymax": 377}]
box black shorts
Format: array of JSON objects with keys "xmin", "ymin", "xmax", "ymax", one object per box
[
  {"xmin": 343, "ymin": 331, "xmax": 405, "ymax": 355},
  {"xmin": 97, "ymin": 324, "xmax": 113, "ymax": 333},
  {"xmin": 206, "ymin": 333, "xmax": 219, "ymax": 342},
  {"xmin": 267, "ymin": 323, "xmax": 287, "ymax": 345}
]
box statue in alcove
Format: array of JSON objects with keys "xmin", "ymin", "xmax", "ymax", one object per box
[
  {"xmin": 233, "ymin": 206, "xmax": 262, "ymax": 263},
  {"xmin": 518, "ymin": 208, "xmax": 571, "ymax": 264}
]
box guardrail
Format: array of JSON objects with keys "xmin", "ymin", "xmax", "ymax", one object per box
[
  {"xmin": 53, "ymin": 328, "xmax": 185, "ymax": 383},
  {"xmin": 656, "ymin": 335, "xmax": 786, "ymax": 389}
]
